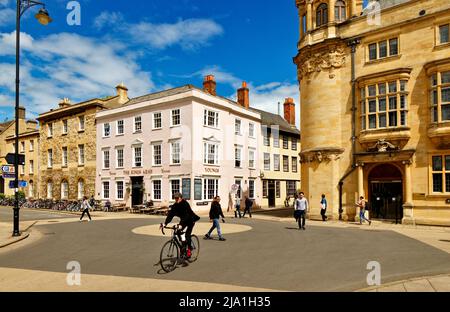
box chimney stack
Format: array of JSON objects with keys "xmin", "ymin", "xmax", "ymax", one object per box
[
  {"xmin": 284, "ymin": 98, "xmax": 296, "ymax": 126},
  {"xmin": 18, "ymin": 106, "xmax": 26, "ymax": 120},
  {"xmin": 116, "ymin": 82, "xmax": 129, "ymax": 104},
  {"xmin": 203, "ymin": 75, "xmax": 217, "ymax": 96},
  {"xmin": 58, "ymin": 98, "xmax": 71, "ymax": 109},
  {"xmin": 237, "ymin": 82, "xmax": 250, "ymax": 109}
]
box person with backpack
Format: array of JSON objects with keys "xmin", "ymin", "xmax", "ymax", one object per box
[
  {"xmin": 242, "ymin": 196, "xmax": 253, "ymax": 218},
  {"xmin": 320, "ymin": 194, "xmax": 328, "ymax": 221},
  {"xmin": 357, "ymin": 196, "xmax": 372, "ymax": 225}
]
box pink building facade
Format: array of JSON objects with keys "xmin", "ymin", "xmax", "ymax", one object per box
[{"xmin": 95, "ymin": 85, "xmax": 262, "ymax": 212}]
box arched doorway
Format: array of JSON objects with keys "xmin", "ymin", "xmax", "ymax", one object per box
[{"xmin": 369, "ymin": 164, "xmax": 403, "ymax": 222}]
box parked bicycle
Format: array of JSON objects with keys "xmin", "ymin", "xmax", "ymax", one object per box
[{"xmin": 159, "ymin": 224, "xmax": 200, "ymax": 273}]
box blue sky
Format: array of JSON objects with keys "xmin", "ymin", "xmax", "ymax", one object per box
[{"xmin": 0, "ymin": 0, "xmax": 307, "ymax": 125}]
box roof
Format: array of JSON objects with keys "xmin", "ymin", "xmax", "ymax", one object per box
[
  {"xmin": 0, "ymin": 120, "xmax": 13, "ymax": 135},
  {"xmin": 125, "ymin": 85, "xmax": 195, "ymax": 106},
  {"xmin": 362, "ymin": 0, "xmax": 411, "ymax": 14},
  {"xmin": 5, "ymin": 129, "xmax": 40, "ymax": 141},
  {"xmin": 249, "ymin": 108, "xmax": 300, "ymax": 136}
]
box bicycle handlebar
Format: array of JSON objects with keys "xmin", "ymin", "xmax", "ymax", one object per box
[{"xmin": 160, "ymin": 224, "xmax": 184, "ymax": 236}]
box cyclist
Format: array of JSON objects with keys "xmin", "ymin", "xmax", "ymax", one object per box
[{"xmin": 161, "ymin": 193, "xmax": 200, "ymax": 258}]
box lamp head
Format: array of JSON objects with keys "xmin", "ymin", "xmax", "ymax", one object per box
[{"xmin": 35, "ymin": 8, "xmax": 52, "ymax": 26}]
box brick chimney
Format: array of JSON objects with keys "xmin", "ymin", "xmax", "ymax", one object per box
[
  {"xmin": 203, "ymin": 75, "xmax": 217, "ymax": 96},
  {"xmin": 237, "ymin": 82, "xmax": 250, "ymax": 109},
  {"xmin": 116, "ymin": 82, "xmax": 129, "ymax": 104},
  {"xmin": 58, "ymin": 98, "xmax": 71, "ymax": 108},
  {"xmin": 284, "ymin": 98, "xmax": 296, "ymax": 126},
  {"xmin": 18, "ymin": 106, "xmax": 26, "ymax": 120}
]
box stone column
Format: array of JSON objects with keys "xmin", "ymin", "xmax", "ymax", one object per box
[
  {"xmin": 299, "ymin": 8, "xmax": 304, "ymax": 38},
  {"xmin": 351, "ymin": 0, "xmax": 357, "ymax": 17},
  {"xmin": 402, "ymin": 160, "xmax": 414, "ymax": 224},
  {"xmin": 356, "ymin": 162, "xmax": 364, "ymax": 222},
  {"xmin": 329, "ymin": 0, "xmax": 336, "ymax": 23},
  {"xmin": 307, "ymin": 1, "xmax": 313, "ymax": 31}
]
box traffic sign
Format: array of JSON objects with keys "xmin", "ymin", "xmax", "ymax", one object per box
[
  {"xmin": 5, "ymin": 153, "xmax": 25, "ymax": 165},
  {"xmin": 1, "ymin": 165, "xmax": 15, "ymax": 174},
  {"xmin": 3, "ymin": 173, "xmax": 15, "ymax": 179},
  {"xmin": 8, "ymin": 181, "xmax": 27, "ymax": 189}
]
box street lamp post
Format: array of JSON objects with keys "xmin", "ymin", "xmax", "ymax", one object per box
[{"xmin": 13, "ymin": 0, "xmax": 52, "ymax": 237}]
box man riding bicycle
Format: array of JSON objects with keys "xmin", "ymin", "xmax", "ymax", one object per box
[{"xmin": 161, "ymin": 193, "xmax": 200, "ymax": 258}]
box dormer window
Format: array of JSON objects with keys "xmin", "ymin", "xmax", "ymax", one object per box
[
  {"xmin": 335, "ymin": 1, "xmax": 346, "ymax": 22},
  {"xmin": 316, "ymin": 3, "xmax": 328, "ymax": 27}
]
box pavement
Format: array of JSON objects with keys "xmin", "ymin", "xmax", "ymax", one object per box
[{"xmin": 0, "ymin": 206, "xmax": 449, "ymax": 292}]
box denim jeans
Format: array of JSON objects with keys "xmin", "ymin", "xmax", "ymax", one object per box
[
  {"xmin": 360, "ymin": 210, "xmax": 370, "ymax": 223},
  {"xmin": 207, "ymin": 219, "xmax": 223, "ymax": 238}
]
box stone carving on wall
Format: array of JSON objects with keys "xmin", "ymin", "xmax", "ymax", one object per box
[
  {"xmin": 297, "ymin": 44, "xmax": 346, "ymax": 80},
  {"xmin": 299, "ymin": 148, "xmax": 345, "ymax": 164},
  {"xmin": 368, "ymin": 139, "xmax": 399, "ymax": 152}
]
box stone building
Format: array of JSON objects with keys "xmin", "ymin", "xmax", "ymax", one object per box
[
  {"xmin": 0, "ymin": 107, "xmax": 38, "ymax": 197},
  {"xmin": 251, "ymin": 99, "xmax": 301, "ymax": 208},
  {"xmin": 294, "ymin": 0, "xmax": 450, "ymax": 225},
  {"xmin": 37, "ymin": 85, "xmax": 128, "ymax": 201}
]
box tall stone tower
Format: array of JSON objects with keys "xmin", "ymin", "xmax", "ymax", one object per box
[{"xmin": 293, "ymin": 0, "xmax": 364, "ymax": 221}]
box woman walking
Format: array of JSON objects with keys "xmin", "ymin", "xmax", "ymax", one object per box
[
  {"xmin": 80, "ymin": 196, "xmax": 92, "ymax": 222},
  {"xmin": 205, "ymin": 196, "xmax": 226, "ymax": 241}
]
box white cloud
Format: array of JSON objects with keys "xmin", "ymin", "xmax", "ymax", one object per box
[
  {"xmin": 0, "ymin": 0, "xmax": 9, "ymax": 7},
  {"xmin": 94, "ymin": 11, "xmax": 125, "ymax": 30},
  {"xmin": 0, "ymin": 31, "xmax": 155, "ymax": 114},
  {"xmin": 0, "ymin": 8, "xmax": 14, "ymax": 25}
]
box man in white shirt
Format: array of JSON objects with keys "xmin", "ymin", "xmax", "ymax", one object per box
[{"xmin": 295, "ymin": 192, "xmax": 309, "ymax": 230}]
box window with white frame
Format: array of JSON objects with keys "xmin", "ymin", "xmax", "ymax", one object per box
[
  {"xmin": 153, "ymin": 112, "xmax": 162, "ymax": 129},
  {"xmin": 234, "ymin": 179, "xmax": 242, "ymax": 199},
  {"xmin": 61, "ymin": 180, "xmax": 69, "ymax": 199},
  {"xmin": 153, "ymin": 180, "xmax": 162, "ymax": 200},
  {"xmin": 204, "ymin": 142, "xmax": 219, "ymax": 165},
  {"xmin": 78, "ymin": 144, "xmax": 85, "ymax": 165},
  {"xmin": 133, "ymin": 145, "xmax": 142, "ymax": 167},
  {"xmin": 171, "ymin": 141, "xmax": 181, "ymax": 165},
  {"xmin": 235, "ymin": 119, "xmax": 242, "ymax": 135},
  {"xmin": 263, "ymin": 126, "xmax": 270, "ymax": 146},
  {"xmin": 78, "ymin": 116, "xmax": 85, "ymax": 131},
  {"xmin": 78, "ymin": 180, "xmax": 84, "ymax": 200},
  {"xmin": 274, "ymin": 154, "xmax": 280, "ymax": 171},
  {"xmin": 263, "ymin": 180, "xmax": 268, "ymax": 198},
  {"xmin": 292, "ymin": 138, "xmax": 298, "ymax": 151},
  {"xmin": 360, "ymin": 80, "xmax": 408, "ymax": 130},
  {"xmin": 117, "ymin": 120, "xmax": 124, "ymax": 135},
  {"xmin": 283, "ymin": 156, "xmax": 289, "ymax": 172},
  {"xmin": 276, "ymin": 181, "xmax": 281, "ymax": 198},
  {"xmin": 134, "ymin": 116, "xmax": 142, "ymax": 132},
  {"xmin": 249, "ymin": 122, "xmax": 255, "ymax": 138},
  {"xmin": 116, "ymin": 181, "xmax": 124, "ymax": 200},
  {"xmin": 287, "ymin": 181, "xmax": 297, "ymax": 196},
  {"xmin": 116, "ymin": 148, "xmax": 124, "ymax": 168},
  {"xmin": 102, "ymin": 181, "xmax": 110, "ymax": 199},
  {"xmin": 283, "ymin": 136, "xmax": 289, "ymax": 149},
  {"xmin": 264, "ymin": 153, "xmax": 270, "ymax": 171},
  {"xmin": 48, "ymin": 149, "xmax": 53, "ymax": 168},
  {"xmin": 20, "ymin": 142, "xmax": 25, "ymax": 153},
  {"xmin": 249, "ymin": 180, "xmax": 255, "ymax": 199},
  {"xmin": 47, "ymin": 123, "xmax": 53, "ymax": 137},
  {"xmin": 171, "ymin": 109, "xmax": 181, "ymax": 126},
  {"xmin": 153, "ymin": 144, "xmax": 162, "ymax": 166},
  {"xmin": 29, "ymin": 160, "xmax": 34, "ymax": 174},
  {"xmin": 29, "ymin": 140, "xmax": 34, "ymax": 151},
  {"xmin": 170, "ymin": 179, "xmax": 181, "ymax": 199},
  {"xmin": 273, "ymin": 128, "xmax": 280, "ymax": 148},
  {"xmin": 47, "ymin": 181, "xmax": 53, "ymax": 199},
  {"xmin": 430, "ymin": 71, "xmax": 450, "ymax": 123},
  {"xmin": 62, "ymin": 147, "xmax": 68, "ymax": 167},
  {"xmin": 62, "ymin": 120, "xmax": 68, "ymax": 134},
  {"xmin": 368, "ymin": 38, "xmax": 399, "ymax": 61},
  {"xmin": 235, "ymin": 147, "xmax": 242, "ymax": 168},
  {"xmin": 103, "ymin": 149, "xmax": 110, "ymax": 169},
  {"xmin": 203, "ymin": 178, "xmax": 219, "ymax": 200},
  {"xmin": 203, "ymin": 110, "xmax": 219, "ymax": 128},
  {"xmin": 103, "ymin": 123, "xmax": 111, "ymax": 137},
  {"xmin": 248, "ymin": 149, "xmax": 255, "ymax": 169}
]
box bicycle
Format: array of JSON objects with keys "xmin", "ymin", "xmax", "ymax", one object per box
[{"xmin": 159, "ymin": 224, "xmax": 200, "ymax": 273}]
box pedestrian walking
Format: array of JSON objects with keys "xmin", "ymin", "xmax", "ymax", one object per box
[
  {"xmin": 204, "ymin": 196, "xmax": 226, "ymax": 241},
  {"xmin": 80, "ymin": 196, "xmax": 92, "ymax": 222},
  {"xmin": 357, "ymin": 196, "xmax": 372, "ymax": 225},
  {"xmin": 294, "ymin": 192, "xmax": 309, "ymax": 230},
  {"xmin": 234, "ymin": 199, "xmax": 242, "ymax": 218},
  {"xmin": 242, "ymin": 196, "xmax": 253, "ymax": 218},
  {"xmin": 320, "ymin": 194, "xmax": 328, "ymax": 221}
]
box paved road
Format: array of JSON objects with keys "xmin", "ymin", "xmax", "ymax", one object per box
[
  {"xmin": 0, "ymin": 207, "xmax": 74, "ymax": 222},
  {"xmin": 0, "ymin": 217, "xmax": 449, "ymax": 291}
]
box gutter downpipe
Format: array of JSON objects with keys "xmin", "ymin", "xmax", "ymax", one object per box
[{"xmin": 339, "ymin": 38, "xmax": 361, "ymax": 220}]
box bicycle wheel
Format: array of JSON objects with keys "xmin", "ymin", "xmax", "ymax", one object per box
[
  {"xmin": 160, "ymin": 240, "xmax": 179, "ymax": 273},
  {"xmin": 188, "ymin": 235, "xmax": 200, "ymax": 263}
]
